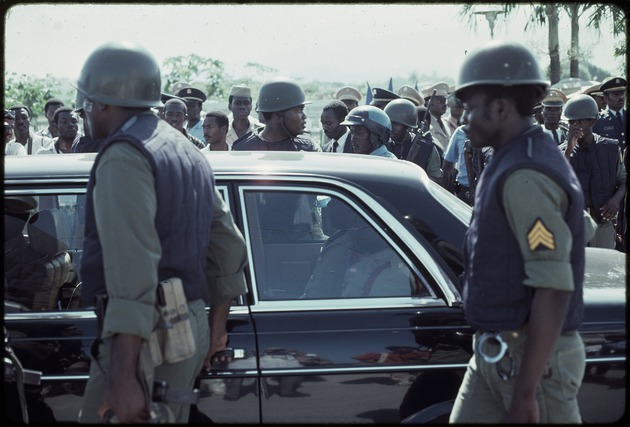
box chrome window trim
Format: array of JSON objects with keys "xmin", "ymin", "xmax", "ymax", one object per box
[
  {"xmin": 237, "ymin": 178, "xmax": 459, "ymax": 308},
  {"xmin": 4, "ymin": 188, "xmax": 86, "ymax": 196},
  {"xmin": 249, "ymin": 297, "xmax": 447, "ymax": 313}
]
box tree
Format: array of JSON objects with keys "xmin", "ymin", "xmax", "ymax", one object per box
[
  {"xmin": 161, "ymin": 54, "xmax": 226, "ymax": 98},
  {"xmin": 4, "ymin": 73, "xmax": 71, "ymax": 120},
  {"xmin": 587, "ymin": 4, "xmax": 627, "ymax": 73}
]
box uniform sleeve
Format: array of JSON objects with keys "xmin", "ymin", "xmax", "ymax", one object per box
[
  {"xmin": 443, "ymin": 128, "xmax": 462, "ymax": 164},
  {"xmin": 94, "ymin": 142, "xmax": 160, "ymax": 340},
  {"xmin": 426, "ymin": 145, "xmax": 444, "ymax": 181},
  {"xmin": 502, "ymin": 169, "xmax": 574, "ymax": 291},
  {"xmin": 205, "ymin": 187, "xmax": 248, "ymax": 306}
]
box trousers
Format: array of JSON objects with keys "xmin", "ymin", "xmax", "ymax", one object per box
[
  {"xmin": 449, "ymin": 329, "xmax": 585, "ymax": 423},
  {"xmin": 79, "ymin": 299, "xmax": 209, "ymax": 423}
]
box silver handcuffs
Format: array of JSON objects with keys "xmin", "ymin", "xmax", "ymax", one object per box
[{"xmin": 476, "ymin": 331, "xmax": 509, "ymax": 364}]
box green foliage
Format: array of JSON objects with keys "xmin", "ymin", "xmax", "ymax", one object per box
[
  {"xmin": 4, "ymin": 73, "xmax": 71, "ymax": 119},
  {"xmin": 162, "ymin": 54, "xmax": 226, "ymax": 98}
]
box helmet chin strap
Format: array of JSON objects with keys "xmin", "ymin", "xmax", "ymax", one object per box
[{"xmin": 278, "ymin": 112, "xmax": 298, "ymax": 138}]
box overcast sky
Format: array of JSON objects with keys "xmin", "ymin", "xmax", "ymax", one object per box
[{"xmin": 4, "ymin": 3, "xmax": 624, "ymax": 87}]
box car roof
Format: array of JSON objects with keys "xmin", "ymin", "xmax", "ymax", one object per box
[{"xmin": 4, "ymin": 151, "xmax": 429, "ymax": 189}]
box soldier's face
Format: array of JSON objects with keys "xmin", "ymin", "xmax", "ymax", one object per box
[
  {"xmin": 280, "ymin": 105, "xmax": 306, "ymax": 137},
  {"xmin": 202, "ymin": 116, "xmax": 226, "ymax": 146},
  {"xmin": 429, "ymin": 96, "xmax": 447, "ymax": 116},
  {"xmin": 462, "ymin": 92, "xmax": 499, "ymax": 149},
  {"xmin": 164, "ymin": 103, "xmax": 186, "ymax": 131},
  {"xmin": 185, "ymin": 100, "xmax": 201, "ymax": 121},
  {"xmin": 229, "ymin": 96, "xmax": 252, "ymax": 119},
  {"xmin": 342, "ymin": 100, "xmax": 358, "ymax": 111},
  {"xmin": 542, "ymin": 106, "xmax": 562, "ymax": 128},
  {"xmin": 390, "ymin": 122, "xmax": 408, "ymax": 143},
  {"xmin": 350, "ymin": 126, "xmax": 373, "ymax": 154},
  {"xmin": 604, "ymin": 91, "xmax": 625, "ymax": 111}
]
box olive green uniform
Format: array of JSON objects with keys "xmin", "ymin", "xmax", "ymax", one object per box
[{"xmin": 80, "ymin": 143, "xmax": 247, "ymax": 422}]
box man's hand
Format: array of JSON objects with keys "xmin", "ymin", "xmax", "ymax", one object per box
[
  {"xmin": 600, "ymin": 196, "xmax": 621, "ymax": 222},
  {"xmin": 204, "ymin": 331, "xmax": 231, "ymax": 371},
  {"xmin": 506, "ymin": 391, "xmax": 540, "ymax": 423},
  {"xmin": 97, "ymin": 333, "xmax": 149, "ymax": 423},
  {"xmin": 97, "ymin": 373, "xmax": 149, "ymax": 423},
  {"xmin": 564, "ymin": 125, "xmax": 582, "ymax": 158}
]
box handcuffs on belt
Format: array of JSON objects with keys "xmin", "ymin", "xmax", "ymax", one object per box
[{"xmin": 476, "ymin": 331, "xmax": 516, "ymax": 381}]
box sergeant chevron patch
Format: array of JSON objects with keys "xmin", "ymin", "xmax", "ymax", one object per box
[{"xmin": 527, "ymin": 218, "xmax": 555, "ymax": 251}]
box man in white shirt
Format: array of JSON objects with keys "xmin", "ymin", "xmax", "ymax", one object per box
[
  {"xmin": 321, "ymin": 101, "xmax": 352, "ymax": 153},
  {"xmin": 226, "ymin": 85, "xmax": 263, "ymax": 148},
  {"xmin": 9, "ymin": 105, "xmax": 52, "ymax": 154}
]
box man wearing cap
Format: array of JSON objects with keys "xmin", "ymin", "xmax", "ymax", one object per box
[
  {"xmin": 542, "ymin": 88, "xmax": 569, "ymax": 145},
  {"xmin": 175, "ymin": 86, "xmax": 207, "ymax": 141},
  {"xmin": 335, "ymin": 86, "xmax": 362, "ymax": 111},
  {"xmin": 397, "ymin": 85, "xmax": 424, "ymax": 107},
  {"xmin": 582, "ymin": 83, "xmax": 606, "ymax": 112},
  {"xmin": 560, "ymin": 94, "xmax": 626, "ymax": 249},
  {"xmin": 445, "ymin": 93, "xmax": 464, "ymax": 133},
  {"xmin": 163, "ymin": 98, "xmax": 206, "ymax": 149},
  {"xmin": 226, "ymin": 84, "xmax": 263, "ymax": 148},
  {"xmin": 232, "ymin": 77, "xmax": 319, "ymax": 151},
  {"xmin": 450, "ymin": 40, "xmax": 595, "ymax": 423},
  {"xmin": 422, "ymin": 82, "xmax": 451, "ymax": 152},
  {"xmin": 532, "ymin": 103, "xmax": 544, "ymax": 125},
  {"xmin": 9, "ymin": 105, "xmax": 53, "ymax": 155},
  {"xmin": 4, "ymin": 110, "xmax": 26, "ymax": 155},
  {"xmin": 35, "ymin": 98, "xmax": 65, "ymax": 139},
  {"xmin": 36, "ymin": 106, "xmax": 79, "ymax": 154},
  {"xmin": 369, "ymin": 87, "xmax": 400, "ymax": 110},
  {"xmin": 593, "ymin": 77, "xmax": 626, "ymax": 151}
]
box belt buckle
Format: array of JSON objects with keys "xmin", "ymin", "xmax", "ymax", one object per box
[{"xmin": 476, "ymin": 331, "xmax": 508, "ymax": 364}]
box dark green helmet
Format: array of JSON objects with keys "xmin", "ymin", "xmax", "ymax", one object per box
[
  {"xmin": 77, "ymin": 41, "xmax": 162, "ymax": 108},
  {"xmin": 563, "ymin": 94, "xmax": 598, "ymax": 120},
  {"xmin": 455, "ymin": 40, "xmax": 548, "ymax": 99},
  {"xmin": 341, "ymin": 105, "xmax": 391, "ymax": 146},
  {"xmin": 384, "ymin": 99, "xmax": 418, "ymax": 128},
  {"xmin": 256, "ymin": 77, "xmax": 311, "ymax": 112}
]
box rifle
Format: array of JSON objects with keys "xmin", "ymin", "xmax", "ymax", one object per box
[
  {"xmin": 463, "ymin": 138, "xmax": 475, "ymax": 199},
  {"xmin": 406, "ymin": 89, "xmax": 436, "ymax": 162}
]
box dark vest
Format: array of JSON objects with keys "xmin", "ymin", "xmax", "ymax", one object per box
[
  {"xmin": 387, "ymin": 132, "xmax": 414, "ymax": 159},
  {"xmin": 406, "ymin": 132, "xmax": 439, "ymax": 170},
  {"xmin": 463, "ymin": 126, "xmax": 585, "ymax": 333},
  {"xmin": 81, "ymin": 113, "xmax": 215, "ymax": 306},
  {"xmin": 567, "ymin": 135, "xmax": 620, "ymax": 223}
]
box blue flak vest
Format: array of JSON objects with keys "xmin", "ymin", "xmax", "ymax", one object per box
[
  {"xmin": 80, "ymin": 112, "xmax": 215, "ymax": 306},
  {"xmin": 463, "ymin": 126, "xmax": 585, "ymax": 333},
  {"xmin": 567, "ymin": 134, "xmax": 621, "ymax": 223}
]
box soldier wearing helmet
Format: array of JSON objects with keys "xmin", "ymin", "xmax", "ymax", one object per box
[
  {"xmin": 383, "ymin": 99, "xmax": 443, "ymax": 182},
  {"xmin": 78, "ymin": 41, "xmax": 247, "ymax": 423},
  {"xmin": 340, "ymin": 105, "xmax": 396, "ymax": 158},
  {"xmin": 560, "ymin": 94, "xmax": 626, "ymax": 249},
  {"xmin": 450, "ymin": 40, "xmax": 596, "ymax": 424},
  {"xmin": 232, "ymin": 77, "xmax": 320, "ymax": 151}
]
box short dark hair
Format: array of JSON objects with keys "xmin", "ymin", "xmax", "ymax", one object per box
[
  {"xmin": 164, "ymin": 98, "xmax": 187, "ymax": 112},
  {"xmin": 44, "ymin": 98, "xmax": 64, "ymax": 114},
  {"xmin": 322, "ymin": 100, "xmax": 348, "ymax": 122},
  {"xmin": 53, "ymin": 106, "xmax": 75, "ymax": 124},
  {"xmin": 205, "ymin": 111, "xmax": 229, "ymax": 130}
]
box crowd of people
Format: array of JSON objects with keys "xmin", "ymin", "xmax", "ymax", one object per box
[
  {"xmin": 3, "ymin": 38, "xmax": 626, "ymax": 424},
  {"xmin": 5, "ymin": 63, "xmax": 626, "ymax": 251}
]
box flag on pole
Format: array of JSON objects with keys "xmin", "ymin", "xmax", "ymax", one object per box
[
  {"xmin": 388, "ymin": 77, "xmax": 393, "ymax": 91},
  {"xmin": 365, "ymin": 82, "xmax": 373, "ymax": 105}
]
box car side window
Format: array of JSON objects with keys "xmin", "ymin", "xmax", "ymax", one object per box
[
  {"xmin": 243, "ymin": 189, "xmax": 429, "ymax": 301},
  {"xmin": 4, "ymin": 194, "xmax": 84, "ymax": 311}
]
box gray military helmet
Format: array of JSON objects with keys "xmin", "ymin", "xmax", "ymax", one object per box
[
  {"xmin": 256, "ymin": 77, "xmax": 311, "ymax": 113},
  {"xmin": 384, "ymin": 99, "xmax": 418, "ymax": 128},
  {"xmin": 76, "ymin": 41, "xmax": 163, "ymax": 108},
  {"xmin": 341, "ymin": 105, "xmax": 392, "ymax": 145},
  {"xmin": 563, "ymin": 94, "xmax": 599, "ymax": 120},
  {"xmin": 455, "ymin": 40, "xmax": 548, "ymax": 98}
]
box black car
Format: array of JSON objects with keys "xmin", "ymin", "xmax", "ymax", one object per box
[{"xmin": 3, "ymin": 152, "xmax": 626, "ymax": 423}]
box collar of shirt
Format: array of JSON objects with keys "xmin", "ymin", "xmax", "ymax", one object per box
[{"xmin": 333, "ymin": 128, "xmax": 351, "ymax": 152}]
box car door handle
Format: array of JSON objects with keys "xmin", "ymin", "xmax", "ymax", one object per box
[{"xmin": 213, "ymin": 348, "xmax": 247, "ymax": 359}]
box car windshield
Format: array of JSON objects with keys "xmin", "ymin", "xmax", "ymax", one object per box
[{"xmin": 426, "ymin": 179, "xmax": 472, "ymax": 225}]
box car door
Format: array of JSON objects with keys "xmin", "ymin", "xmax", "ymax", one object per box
[
  {"xmin": 234, "ymin": 178, "xmax": 474, "ymax": 423},
  {"xmin": 4, "ymin": 184, "xmax": 260, "ymax": 424}
]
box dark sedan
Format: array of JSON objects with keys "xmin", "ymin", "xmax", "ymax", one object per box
[{"xmin": 3, "ymin": 152, "xmax": 626, "ymax": 423}]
